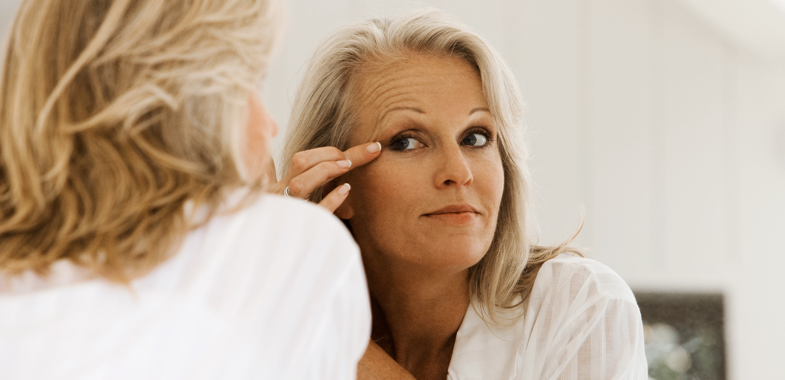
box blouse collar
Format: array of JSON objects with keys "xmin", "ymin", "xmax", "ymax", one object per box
[{"xmin": 447, "ymin": 296, "xmax": 526, "ymax": 380}]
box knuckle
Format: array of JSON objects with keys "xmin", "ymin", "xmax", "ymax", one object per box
[
  {"xmin": 319, "ymin": 161, "xmax": 338, "ymax": 173},
  {"xmin": 291, "ymin": 152, "xmax": 308, "ymax": 169},
  {"xmin": 287, "ymin": 179, "xmax": 304, "ymax": 195}
]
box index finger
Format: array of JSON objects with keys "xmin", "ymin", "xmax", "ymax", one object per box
[{"xmin": 343, "ymin": 142, "xmax": 382, "ymax": 169}]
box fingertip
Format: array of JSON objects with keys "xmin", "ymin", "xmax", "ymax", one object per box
[
  {"xmin": 338, "ymin": 183, "xmax": 351, "ymax": 195},
  {"xmin": 318, "ymin": 183, "xmax": 351, "ymax": 213},
  {"xmin": 366, "ymin": 142, "xmax": 381, "ymax": 154}
]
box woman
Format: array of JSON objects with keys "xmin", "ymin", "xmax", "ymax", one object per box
[
  {"xmin": 0, "ymin": 0, "xmax": 370, "ymax": 378},
  {"xmin": 277, "ymin": 9, "xmax": 648, "ymax": 380}
]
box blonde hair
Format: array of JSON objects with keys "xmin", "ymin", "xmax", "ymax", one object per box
[
  {"xmin": 0, "ymin": 0, "xmax": 281, "ymax": 283},
  {"xmin": 281, "ymin": 8, "xmax": 582, "ymax": 325}
]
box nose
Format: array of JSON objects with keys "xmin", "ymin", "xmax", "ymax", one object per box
[{"xmin": 434, "ymin": 145, "xmax": 473, "ymax": 188}]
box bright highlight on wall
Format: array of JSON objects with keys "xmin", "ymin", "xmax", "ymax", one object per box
[{"xmin": 771, "ymin": 0, "xmax": 785, "ymax": 12}]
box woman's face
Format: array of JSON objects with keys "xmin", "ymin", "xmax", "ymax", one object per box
[{"xmin": 339, "ymin": 53, "xmax": 505, "ymax": 273}]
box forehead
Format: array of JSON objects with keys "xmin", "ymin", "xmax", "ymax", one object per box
[{"xmin": 349, "ymin": 52, "xmax": 487, "ymax": 141}]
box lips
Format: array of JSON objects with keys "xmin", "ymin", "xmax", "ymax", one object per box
[{"xmin": 424, "ymin": 204, "xmax": 479, "ymax": 216}]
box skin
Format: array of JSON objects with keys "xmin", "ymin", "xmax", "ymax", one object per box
[
  {"xmin": 336, "ymin": 52, "xmax": 505, "ymax": 380},
  {"xmin": 245, "ymin": 90, "xmax": 278, "ymax": 181}
]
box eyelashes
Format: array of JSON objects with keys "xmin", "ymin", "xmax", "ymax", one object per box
[
  {"xmin": 388, "ymin": 131, "xmax": 424, "ymax": 151},
  {"xmin": 461, "ymin": 127, "xmax": 492, "ymax": 147},
  {"xmin": 387, "ymin": 127, "xmax": 494, "ymax": 152}
]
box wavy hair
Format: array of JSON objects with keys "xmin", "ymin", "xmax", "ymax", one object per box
[
  {"xmin": 280, "ymin": 8, "xmax": 583, "ymax": 325},
  {"xmin": 0, "ymin": 0, "xmax": 282, "ymax": 283}
]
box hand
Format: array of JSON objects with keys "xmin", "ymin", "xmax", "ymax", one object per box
[
  {"xmin": 268, "ymin": 142, "xmax": 382, "ymax": 212},
  {"xmin": 357, "ymin": 340, "xmax": 416, "ymax": 380}
]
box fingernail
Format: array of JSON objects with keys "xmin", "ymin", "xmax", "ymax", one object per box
[
  {"xmin": 338, "ymin": 183, "xmax": 351, "ymax": 195},
  {"xmin": 366, "ymin": 142, "xmax": 381, "ymax": 153},
  {"xmin": 337, "ymin": 160, "xmax": 352, "ymax": 168}
]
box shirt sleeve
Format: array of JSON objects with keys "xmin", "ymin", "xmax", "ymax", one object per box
[{"xmin": 523, "ymin": 257, "xmax": 648, "ymax": 380}]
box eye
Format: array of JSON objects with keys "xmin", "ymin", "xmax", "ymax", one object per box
[
  {"xmin": 462, "ymin": 132, "xmax": 489, "ymax": 147},
  {"xmin": 389, "ymin": 135, "xmax": 423, "ymax": 151}
]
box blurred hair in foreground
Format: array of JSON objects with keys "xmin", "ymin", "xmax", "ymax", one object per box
[{"xmin": 0, "ymin": 0, "xmax": 282, "ymax": 283}]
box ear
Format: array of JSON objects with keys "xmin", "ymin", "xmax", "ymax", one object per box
[
  {"xmin": 325, "ymin": 179, "xmax": 355, "ymax": 219},
  {"xmin": 264, "ymin": 157, "xmax": 278, "ymax": 185},
  {"xmin": 244, "ymin": 91, "xmax": 278, "ymax": 180}
]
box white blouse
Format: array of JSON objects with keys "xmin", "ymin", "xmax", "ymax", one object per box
[
  {"xmin": 448, "ymin": 254, "xmax": 648, "ymax": 380},
  {"xmin": 0, "ymin": 194, "xmax": 371, "ymax": 380}
]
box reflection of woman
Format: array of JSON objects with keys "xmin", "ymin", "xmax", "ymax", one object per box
[
  {"xmin": 0, "ymin": 0, "xmax": 369, "ymax": 378},
  {"xmin": 279, "ymin": 9, "xmax": 648, "ymax": 380}
]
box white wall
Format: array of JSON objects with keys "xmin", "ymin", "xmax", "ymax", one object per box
[
  {"xmin": 2, "ymin": 0, "xmax": 784, "ymax": 378},
  {"xmin": 0, "ymin": 0, "xmax": 17, "ymax": 35}
]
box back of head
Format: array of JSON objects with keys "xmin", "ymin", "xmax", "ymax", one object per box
[{"xmin": 0, "ymin": 0, "xmax": 281, "ymax": 282}]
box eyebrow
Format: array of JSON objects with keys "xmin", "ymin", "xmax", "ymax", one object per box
[
  {"xmin": 382, "ymin": 106, "xmax": 489, "ymax": 119},
  {"xmin": 381, "ymin": 106, "xmax": 425, "ymax": 119},
  {"xmin": 376, "ymin": 107, "xmax": 426, "ymax": 135}
]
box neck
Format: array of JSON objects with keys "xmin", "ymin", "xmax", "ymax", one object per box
[{"xmin": 364, "ymin": 254, "xmax": 471, "ymax": 377}]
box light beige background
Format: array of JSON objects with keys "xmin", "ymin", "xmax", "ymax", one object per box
[{"xmin": 2, "ymin": 0, "xmax": 784, "ymax": 378}]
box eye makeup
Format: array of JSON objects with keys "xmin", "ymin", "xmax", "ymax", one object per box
[
  {"xmin": 460, "ymin": 126, "xmax": 494, "ymax": 148},
  {"xmin": 387, "ymin": 130, "xmax": 426, "ymax": 152},
  {"xmin": 383, "ymin": 123, "xmax": 496, "ymax": 153}
]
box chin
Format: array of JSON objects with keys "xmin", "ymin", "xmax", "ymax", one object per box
[{"xmin": 415, "ymin": 238, "xmax": 489, "ymax": 271}]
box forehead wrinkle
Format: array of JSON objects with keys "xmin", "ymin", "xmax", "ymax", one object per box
[
  {"xmin": 375, "ymin": 88, "xmax": 425, "ymax": 124},
  {"xmin": 356, "ymin": 62, "xmax": 411, "ymax": 102},
  {"xmin": 356, "ymin": 74, "xmax": 428, "ymax": 141},
  {"xmin": 350, "ymin": 72, "xmax": 390, "ymax": 143},
  {"xmin": 351, "ymin": 53, "xmax": 487, "ymax": 143},
  {"xmin": 368, "ymin": 91, "xmax": 419, "ymax": 142}
]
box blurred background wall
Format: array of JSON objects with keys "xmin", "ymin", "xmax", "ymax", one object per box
[{"xmin": 2, "ymin": 0, "xmax": 784, "ymax": 378}]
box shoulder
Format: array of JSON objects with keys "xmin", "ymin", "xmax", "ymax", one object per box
[
  {"xmin": 132, "ymin": 194, "xmax": 368, "ymax": 378},
  {"xmin": 531, "ymin": 253, "xmax": 637, "ymax": 304},
  {"xmin": 209, "ymin": 192, "xmax": 359, "ymax": 263},
  {"xmin": 239, "ymin": 192, "xmax": 350, "ymax": 233},
  {"xmin": 170, "ymin": 192, "xmax": 363, "ymax": 299},
  {"xmin": 514, "ymin": 254, "xmax": 648, "ymax": 379},
  {"xmin": 247, "ymin": 194, "xmax": 360, "ymax": 271},
  {"xmin": 222, "ymin": 194, "xmax": 371, "ymax": 373}
]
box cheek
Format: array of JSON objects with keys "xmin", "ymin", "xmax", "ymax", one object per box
[
  {"xmin": 476, "ymin": 155, "xmax": 506, "ymax": 217},
  {"xmin": 349, "ymin": 160, "xmax": 419, "ymax": 218},
  {"xmin": 491, "ymin": 161, "xmax": 505, "ymax": 201}
]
